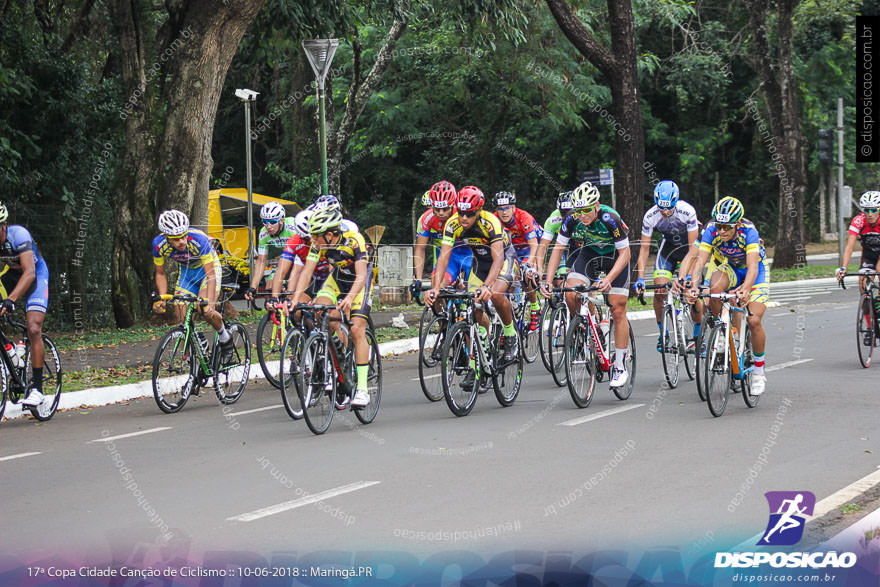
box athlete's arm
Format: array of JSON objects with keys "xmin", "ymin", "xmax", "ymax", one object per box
[
  {"xmin": 8, "ymin": 250, "xmax": 36, "ymax": 302},
  {"xmin": 413, "ymin": 235, "xmax": 430, "ymax": 281}
]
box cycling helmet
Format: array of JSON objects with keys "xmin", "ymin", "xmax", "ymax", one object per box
[
  {"xmin": 653, "ymin": 180, "xmax": 680, "ymax": 209},
  {"xmin": 712, "ymin": 196, "xmax": 745, "ymax": 224},
  {"xmin": 421, "ymin": 191, "xmax": 431, "ymax": 207},
  {"xmin": 556, "ymin": 191, "xmax": 574, "ymax": 211},
  {"xmin": 429, "ymin": 181, "xmax": 457, "ymax": 209},
  {"xmin": 293, "ymin": 209, "xmax": 312, "ymax": 238},
  {"xmin": 0, "ymin": 202, "xmax": 7, "ymax": 223},
  {"xmin": 456, "ymin": 186, "xmax": 485, "ymax": 212},
  {"xmin": 572, "ymin": 181, "xmax": 600, "ymax": 209},
  {"xmin": 308, "ymin": 206, "xmax": 343, "ymax": 234},
  {"xmin": 260, "ymin": 201, "xmax": 285, "ymax": 222},
  {"xmin": 157, "ymin": 209, "xmax": 190, "ymax": 237},
  {"xmin": 311, "ymin": 194, "xmax": 341, "ymax": 213},
  {"xmin": 494, "ymin": 191, "xmax": 516, "ymax": 207},
  {"xmin": 859, "ymin": 191, "xmax": 880, "ymax": 209}
]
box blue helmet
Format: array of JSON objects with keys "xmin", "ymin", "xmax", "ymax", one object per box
[{"xmin": 653, "ymin": 180, "xmax": 680, "ymax": 209}]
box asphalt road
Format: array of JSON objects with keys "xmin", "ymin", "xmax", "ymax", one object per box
[{"xmin": 1, "ymin": 284, "xmax": 878, "ymax": 571}]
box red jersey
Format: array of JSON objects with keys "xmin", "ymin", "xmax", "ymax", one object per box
[
  {"xmin": 848, "ymin": 213, "xmax": 880, "ymax": 253},
  {"xmin": 280, "ymin": 235, "xmax": 331, "ymax": 278},
  {"xmin": 495, "ymin": 208, "xmax": 542, "ymax": 251}
]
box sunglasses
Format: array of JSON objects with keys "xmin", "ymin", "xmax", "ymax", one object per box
[
  {"xmin": 865, "ymin": 208, "xmax": 879, "ymax": 214},
  {"xmin": 262, "ymin": 218, "xmax": 281, "ymax": 226},
  {"xmin": 717, "ymin": 222, "xmax": 737, "ymax": 231},
  {"xmin": 458, "ymin": 210, "xmax": 479, "ymax": 218},
  {"xmin": 496, "ymin": 205, "xmax": 514, "ymax": 212},
  {"xmin": 574, "ymin": 205, "xmax": 599, "ymax": 215}
]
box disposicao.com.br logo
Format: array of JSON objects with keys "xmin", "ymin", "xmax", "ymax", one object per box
[{"xmin": 714, "ymin": 491, "xmax": 857, "ymax": 570}]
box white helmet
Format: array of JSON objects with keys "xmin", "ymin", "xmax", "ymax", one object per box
[
  {"xmin": 157, "ymin": 209, "xmax": 189, "ymax": 237},
  {"xmin": 293, "ymin": 209, "xmax": 312, "ymax": 237},
  {"xmin": 859, "ymin": 191, "xmax": 880, "ymax": 210},
  {"xmin": 260, "ymin": 201, "xmax": 286, "ymax": 222},
  {"xmin": 572, "ymin": 181, "xmax": 600, "ymax": 209}
]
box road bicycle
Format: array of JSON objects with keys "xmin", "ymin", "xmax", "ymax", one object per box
[
  {"xmin": 558, "ymin": 284, "xmax": 637, "ymax": 408},
  {"xmin": 297, "ymin": 304, "xmax": 382, "ymax": 435},
  {"xmin": 255, "ymin": 294, "xmax": 293, "ymax": 388},
  {"xmin": 642, "ymin": 282, "xmax": 697, "ymax": 389},
  {"xmin": 839, "ymin": 271, "xmax": 880, "ymax": 368},
  {"xmin": 511, "ymin": 266, "xmax": 541, "ymax": 364},
  {"xmin": 417, "ymin": 287, "xmax": 467, "ymax": 402},
  {"xmin": 697, "ymin": 292, "xmax": 760, "ymax": 417},
  {"xmin": 539, "ymin": 295, "xmax": 574, "ymax": 387},
  {"xmin": 0, "ymin": 314, "xmax": 63, "ymax": 422},
  {"xmin": 150, "ymin": 286, "xmax": 250, "ymax": 413},
  {"xmin": 439, "ymin": 290, "xmax": 524, "ymax": 417},
  {"xmin": 276, "ymin": 303, "xmax": 322, "ymax": 420}
]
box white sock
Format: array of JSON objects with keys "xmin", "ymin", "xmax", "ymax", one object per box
[
  {"xmin": 615, "ymin": 348, "xmax": 627, "ymax": 370},
  {"xmin": 218, "ymin": 327, "xmax": 231, "ymax": 343}
]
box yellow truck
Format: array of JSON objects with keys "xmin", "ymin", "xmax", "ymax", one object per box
[{"xmin": 207, "ymin": 188, "xmax": 301, "ymax": 259}]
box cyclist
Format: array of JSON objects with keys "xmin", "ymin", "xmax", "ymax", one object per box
[
  {"xmin": 541, "ymin": 181, "xmax": 632, "ymax": 388},
  {"xmin": 245, "ymin": 201, "xmax": 298, "ymax": 302},
  {"xmin": 837, "ymin": 191, "xmax": 880, "ymax": 316},
  {"xmin": 151, "ymin": 210, "xmax": 236, "ymax": 365},
  {"xmin": 411, "ymin": 181, "xmax": 472, "ymax": 301},
  {"xmin": 633, "ymin": 180, "xmax": 700, "ymax": 351},
  {"xmin": 0, "ymin": 203, "xmax": 50, "ymax": 407},
  {"xmin": 535, "ymin": 191, "xmax": 575, "ymax": 289},
  {"xmin": 426, "ymin": 186, "xmax": 520, "ymax": 389},
  {"xmin": 493, "ymin": 191, "xmax": 542, "ymax": 330},
  {"xmin": 685, "ymin": 196, "xmax": 769, "ymax": 395},
  {"xmin": 288, "ymin": 205, "xmax": 373, "ymax": 408}
]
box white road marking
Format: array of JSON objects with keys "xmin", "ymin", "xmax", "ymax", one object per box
[
  {"xmin": 765, "ymin": 359, "xmax": 813, "ymax": 372},
  {"xmin": 410, "ymin": 373, "xmax": 441, "ymax": 381},
  {"xmin": 89, "ymin": 427, "xmax": 172, "ymax": 443},
  {"xmin": 226, "ymin": 405, "xmax": 283, "ymax": 416},
  {"xmin": 559, "ymin": 403, "xmax": 645, "ymax": 427},
  {"xmin": 227, "ymin": 481, "xmax": 381, "ymax": 522},
  {"xmin": 0, "ymin": 451, "xmax": 41, "ymax": 462}
]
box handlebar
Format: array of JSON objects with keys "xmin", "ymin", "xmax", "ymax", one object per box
[{"xmin": 839, "ymin": 271, "xmax": 880, "ymax": 290}]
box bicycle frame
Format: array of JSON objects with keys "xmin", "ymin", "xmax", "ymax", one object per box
[
  {"xmin": 704, "ymin": 294, "xmax": 751, "ymax": 381},
  {"xmin": 557, "ymin": 285, "xmax": 612, "ymax": 372},
  {"xmin": 0, "ymin": 316, "xmax": 28, "ymax": 395}
]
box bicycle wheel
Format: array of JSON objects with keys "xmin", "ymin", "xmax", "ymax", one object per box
[
  {"xmin": 152, "ymin": 327, "xmax": 194, "ymax": 414},
  {"xmin": 494, "ymin": 330, "xmax": 523, "ymax": 407},
  {"xmin": 538, "ymin": 301, "xmax": 554, "ymax": 373},
  {"xmin": 694, "ymin": 316, "xmax": 712, "ymax": 402},
  {"xmin": 214, "ymin": 321, "xmax": 250, "ymax": 405},
  {"xmin": 418, "ymin": 313, "xmax": 446, "ymax": 402},
  {"xmin": 278, "ymin": 328, "xmax": 304, "ymax": 420},
  {"xmin": 704, "ymin": 324, "xmax": 731, "ymax": 417},
  {"xmin": 519, "ymin": 303, "xmax": 540, "ymax": 364},
  {"xmin": 609, "ymin": 318, "xmax": 636, "ymax": 400},
  {"xmin": 299, "ymin": 333, "xmax": 336, "ymax": 434},
  {"xmin": 660, "ymin": 306, "xmax": 680, "ymax": 389},
  {"xmin": 857, "ymin": 294, "xmax": 875, "ymax": 368},
  {"xmin": 256, "ymin": 310, "xmax": 286, "ymax": 388},
  {"xmin": 548, "ymin": 305, "xmax": 569, "ymax": 387},
  {"xmin": 440, "ymin": 321, "xmax": 479, "ymax": 417},
  {"xmin": 740, "ymin": 325, "xmax": 760, "ymax": 408},
  {"xmin": 0, "ymin": 360, "xmax": 7, "ymax": 420},
  {"xmin": 355, "ymin": 328, "xmax": 382, "ymax": 424},
  {"xmin": 680, "ymin": 304, "xmax": 695, "ymax": 381},
  {"xmin": 23, "ymin": 335, "xmax": 63, "ymax": 421},
  {"xmin": 564, "ymin": 315, "xmax": 598, "ymax": 408}
]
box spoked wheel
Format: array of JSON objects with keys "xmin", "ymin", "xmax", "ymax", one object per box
[
  {"xmin": 494, "ymin": 333, "xmax": 524, "ymax": 407},
  {"xmin": 299, "ymin": 333, "xmax": 336, "ymax": 435},
  {"xmin": 418, "ymin": 311, "xmax": 446, "ymax": 402},
  {"xmin": 660, "ymin": 306, "xmax": 681, "ymax": 389},
  {"xmin": 740, "ymin": 326, "xmax": 760, "ymax": 408},
  {"xmin": 354, "ymin": 329, "xmax": 382, "ymax": 424},
  {"xmin": 519, "ymin": 302, "xmax": 540, "ymax": 364},
  {"xmin": 548, "ymin": 305, "xmax": 569, "ymax": 387},
  {"xmin": 23, "ymin": 335, "xmax": 63, "ymax": 421},
  {"xmin": 680, "ymin": 305, "xmax": 696, "ymax": 381},
  {"xmin": 279, "ymin": 328, "xmax": 304, "ymax": 420},
  {"xmin": 609, "ymin": 318, "xmax": 636, "ymax": 400},
  {"xmin": 538, "ymin": 301, "xmax": 555, "ymax": 373},
  {"xmin": 256, "ymin": 310, "xmax": 287, "ymax": 388},
  {"xmin": 704, "ymin": 324, "xmax": 731, "ymax": 417},
  {"xmin": 440, "ymin": 321, "xmax": 478, "ymax": 417},
  {"xmin": 151, "ymin": 327, "xmax": 195, "ymax": 414},
  {"xmin": 564, "ymin": 315, "xmax": 598, "ymax": 408},
  {"xmin": 695, "ymin": 316, "xmax": 713, "ymax": 402},
  {"xmin": 857, "ymin": 294, "xmax": 875, "ymax": 368},
  {"xmin": 0, "ymin": 360, "xmax": 8, "ymax": 420},
  {"xmin": 214, "ymin": 322, "xmax": 251, "ymax": 405}
]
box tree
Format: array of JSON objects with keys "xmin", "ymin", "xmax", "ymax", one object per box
[
  {"xmin": 544, "ymin": 0, "xmax": 647, "ymax": 233},
  {"xmin": 111, "ymin": 0, "xmax": 265, "ymax": 327}
]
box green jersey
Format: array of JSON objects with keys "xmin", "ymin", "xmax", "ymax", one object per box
[{"xmin": 257, "ymin": 217, "xmax": 298, "ymax": 265}]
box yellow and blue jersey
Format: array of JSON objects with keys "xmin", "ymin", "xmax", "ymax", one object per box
[
  {"xmin": 699, "ymin": 221, "xmax": 765, "ymax": 270},
  {"xmin": 152, "ymin": 228, "xmax": 218, "ymax": 269}
]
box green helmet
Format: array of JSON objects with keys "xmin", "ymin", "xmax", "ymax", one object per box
[
  {"xmin": 712, "ymin": 196, "xmax": 744, "ymax": 224},
  {"xmin": 308, "ymin": 206, "xmax": 343, "ymax": 234},
  {"xmin": 421, "ymin": 191, "xmax": 431, "ymax": 207}
]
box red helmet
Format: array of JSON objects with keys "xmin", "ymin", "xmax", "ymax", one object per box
[
  {"xmin": 429, "ymin": 180, "xmax": 457, "ymax": 209},
  {"xmin": 456, "ymin": 186, "xmax": 485, "ymax": 212}
]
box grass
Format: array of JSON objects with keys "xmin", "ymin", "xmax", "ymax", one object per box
[
  {"xmin": 64, "ymin": 364, "xmax": 154, "ymax": 393},
  {"xmin": 840, "ymin": 502, "xmax": 862, "ymax": 515},
  {"xmin": 768, "ymin": 263, "xmax": 858, "ymax": 283}
]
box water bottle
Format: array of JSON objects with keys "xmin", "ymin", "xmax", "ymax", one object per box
[
  {"xmin": 5, "ymin": 342, "xmax": 20, "ymax": 368},
  {"xmin": 196, "ymin": 332, "xmax": 210, "ymax": 356},
  {"xmin": 15, "ymin": 340, "xmax": 26, "ymax": 366}
]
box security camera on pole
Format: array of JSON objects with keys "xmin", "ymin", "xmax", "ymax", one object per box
[
  {"xmin": 235, "ymin": 88, "xmax": 259, "ymax": 308},
  {"xmin": 302, "ymin": 39, "xmax": 339, "ymax": 196}
]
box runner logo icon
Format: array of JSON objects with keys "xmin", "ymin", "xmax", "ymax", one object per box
[{"xmin": 758, "ymin": 491, "xmax": 816, "ymax": 546}]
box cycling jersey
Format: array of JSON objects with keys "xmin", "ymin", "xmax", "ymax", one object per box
[
  {"xmin": 699, "ymin": 221, "xmax": 766, "ymax": 269},
  {"xmin": 848, "ymin": 213, "xmax": 880, "ymax": 254},
  {"xmin": 641, "ymin": 201, "xmax": 698, "ymax": 247},
  {"xmin": 541, "ymin": 209, "xmax": 573, "ymax": 242},
  {"xmin": 280, "ymin": 234, "xmax": 331, "ymax": 279},
  {"xmin": 306, "ymin": 228, "xmax": 369, "ymax": 282},
  {"xmin": 442, "ymin": 210, "xmax": 515, "ymax": 259},
  {"xmin": 556, "ymin": 204, "xmax": 629, "ymax": 255},
  {"xmin": 257, "ymin": 217, "xmax": 298, "ymax": 260},
  {"xmin": 495, "ymin": 208, "xmax": 542, "ymax": 255},
  {"xmin": 417, "ymin": 209, "xmax": 447, "ymax": 247},
  {"xmin": 152, "ymin": 228, "xmax": 219, "ymax": 269},
  {"xmin": 0, "ymin": 225, "xmax": 50, "ymax": 313}
]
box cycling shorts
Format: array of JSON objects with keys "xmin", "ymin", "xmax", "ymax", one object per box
[
  {"xmin": 653, "ymin": 242, "xmax": 690, "ymax": 280},
  {"xmin": 568, "ymin": 247, "xmax": 630, "ymax": 296},
  {"xmin": 861, "ymin": 248, "xmax": 880, "ymax": 271},
  {"xmin": 469, "ymin": 249, "xmax": 518, "ymax": 291},
  {"xmin": 717, "ymin": 262, "xmax": 770, "ymax": 305},
  {"xmin": 0, "ymin": 263, "xmax": 50, "ymax": 314},
  {"xmin": 315, "ymin": 266, "xmax": 372, "ymax": 320}
]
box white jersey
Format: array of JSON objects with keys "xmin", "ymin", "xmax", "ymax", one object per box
[{"xmin": 641, "ymin": 201, "xmax": 699, "ymax": 247}]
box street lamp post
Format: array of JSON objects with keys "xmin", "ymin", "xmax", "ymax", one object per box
[
  {"xmin": 235, "ymin": 88, "xmax": 259, "ymax": 309},
  {"xmin": 303, "ymin": 39, "xmax": 339, "ymax": 195}
]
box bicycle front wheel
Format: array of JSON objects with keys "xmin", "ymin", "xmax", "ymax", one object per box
[
  {"xmin": 660, "ymin": 306, "xmax": 680, "ymax": 389},
  {"xmin": 740, "ymin": 325, "xmax": 760, "ymax": 408},
  {"xmin": 279, "ymin": 328, "xmax": 304, "ymax": 420},
  {"xmin": 610, "ymin": 318, "xmax": 636, "ymax": 400},
  {"xmin": 857, "ymin": 294, "xmax": 875, "ymax": 368},
  {"xmin": 519, "ymin": 303, "xmax": 540, "ymax": 364},
  {"xmin": 23, "ymin": 335, "xmax": 63, "ymax": 421},
  {"xmin": 418, "ymin": 312, "xmax": 446, "ymax": 402},
  {"xmin": 694, "ymin": 316, "xmax": 712, "ymax": 402},
  {"xmin": 354, "ymin": 328, "xmax": 382, "ymax": 424},
  {"xmin": 538, "ymin": 301, "xmax": 554, "ymax": 373},
  {"xmin": 548, "ymin": 305, "xmax": 569, "ymax": 387},
  {"xmin": 440, "ymin": 321, "xmax": 478, "ymax": 417},
  {"xmin": 0, "ymin": 360, "xmax": 8, "ymax": 421},
  {"xmin": 152, "ymin": 327, "xmax": 194, "ymax": 414},
  {"xmin": 565, "ymin": 315, "xmax": 598, "ymax": 408},
  {"xmin": 256, "ymin": 310, "xmax": 286, "ymax": 388},
  {"xmin": 214, "ymin": 321, "xmax": 251, "ymax": 405},
  {"xmin": 680, "ymin": 304, "xmax": 695, "ymax": 381},
  {"xmin": 494, "ymin": 332, "xmax": 523, "ymax": 407},
  {"xmin": 704, "ymin": 324, "xmax": 731, "ymax": 417},
  {"xmin": 299, "ymin": 333, "xmax": 336, "ymax": 434}
]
